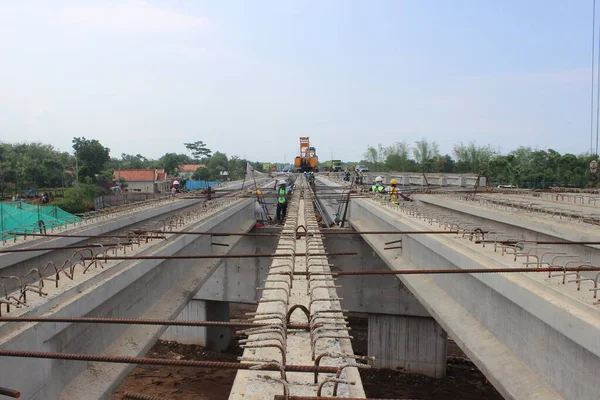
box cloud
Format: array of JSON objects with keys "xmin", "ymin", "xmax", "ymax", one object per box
[{"xmin": 56, "ymin": 0, "xmax": 210, "ymax": 33}]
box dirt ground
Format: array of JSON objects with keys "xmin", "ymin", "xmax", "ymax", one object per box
[{"xmin": 112, "ymin": 305, "xmax": 503, "ymax": 400}]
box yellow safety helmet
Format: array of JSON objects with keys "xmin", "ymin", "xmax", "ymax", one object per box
[
  {"xmin": 256, "ymin": 189, "xmax": 262, "ymax": 195},
  {"xmin": 390, "ymin": 178, "xmax": 398, "ymax": 185}
]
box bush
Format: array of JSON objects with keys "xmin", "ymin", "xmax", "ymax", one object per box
[{"xmin": 53, "ymin": 184, "xmax": 101, "ymax": 214}]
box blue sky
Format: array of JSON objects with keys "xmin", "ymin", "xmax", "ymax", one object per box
[{"xmin": 0, "ymin": 0, "xmax": 596, "ymax": 162}]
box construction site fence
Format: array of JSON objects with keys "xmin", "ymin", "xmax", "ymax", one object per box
[
  {"xmin": 0, "ymin": 201, "xmax": 80, "ymax": 239},
  {"xmin": 185, "ymin": 180, "xmax": 220, "ymax": 191}
]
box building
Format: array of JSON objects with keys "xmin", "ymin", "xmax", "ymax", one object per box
[
  {"xmin": 177, "ymin": 164, "xmax": 205, "ymax": 179},
  {"xmin": 113, "ymin": 169, "xmax": 171, "ymax": 193}
]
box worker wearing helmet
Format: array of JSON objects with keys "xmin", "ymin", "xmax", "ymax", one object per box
[
  {"xmin": 388, "ymin": 178, "xmax": 400, "ymax": 204},
  {"xmin": 276, "ymin": 180, "xmax": 288, "ymax": 224},
  {"xmin": 371, "ymin": 176, "xmax": 385, "ymax": 196}
]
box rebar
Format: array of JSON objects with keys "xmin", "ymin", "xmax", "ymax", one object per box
[
  {"xmin": 290, "ymin": 266, "xmax": 600, "ymax": 276},
  {"xmin": 124, "ymin": 392, "xmax": 170, "ymax": 400},
  {"xmin": 0, "ymin": 350, "xmax": 340, "ymax": 373},
  {"xmin": 0, "ymin": 386, "xmax": 20, "ymax": 398},
  {"xmin": 83, "ymin": 252, "xmax": 357, "ymax": 261},
  {"xmin": 0, "ymin": 316, "xmax": 309, "ymax": 329},
  {"xmin": 0, "ymin": 243, "xmax": 127, "ymax": 253},
  {"xmin": 273, "ymin": 397, "xmax": 407, "ymax": 400}
]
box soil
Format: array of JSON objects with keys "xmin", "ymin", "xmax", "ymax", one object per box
[{"xmin": 112, "ymin": 305, "xmax": 504, "ymax": 400}]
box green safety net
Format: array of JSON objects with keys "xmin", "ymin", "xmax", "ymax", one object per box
[{"xmin": 0, "ymin": 201, "xmax": 80, "ymax": 237}]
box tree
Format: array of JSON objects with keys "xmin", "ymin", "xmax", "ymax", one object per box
[
  {"xmin": 54, "ymin": 184, "xmax": 101, "ymax": 214},
  {"xmin": 453, "ymin": 142, "xmax": 496, "ymax": 175},
  {"xmin": 184, "ymin": 141, "xmax": 212, "ymax": 161},
  {"xmin": 412, "ymin": 139, "xmax": 439, "ymax": 172},
  {"xmin": 384, "ymin": 142, "xmax": 411, "ymax": 171},
  {"xmin": 158, "ymin": 153, "xmax": 193, "ymax": 175},
  {"xmin": 363, "ymin": 144, "xmax": 385, "ymax": 170},
  {"xmin": 191, "ymin": 167, "xmax": 211, "ymax": 182},
  {"xmin": 72, "ymin": 137, "xmax": 110, "ymax": 182}
]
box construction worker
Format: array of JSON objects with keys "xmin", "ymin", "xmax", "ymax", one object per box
[
  {"xmin": 276, "ymin": 180, "xmax": 288, "ymax": 224},
  {"xmin": 387, "ymin": 178, "xmax": 400, "ymax": 204},
  {"xmin": 370, "ymin": 176, "xmax": 385, "ymax": 196}
]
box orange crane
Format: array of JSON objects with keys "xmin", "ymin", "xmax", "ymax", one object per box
[{"xmin": 294, "ymin": 137, "xmax": 318, "ymax": 172}]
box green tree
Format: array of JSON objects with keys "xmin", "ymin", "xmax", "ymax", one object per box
[
  {"xmin": 363, "ymin": 144, "xmax": 385, "ymax": 171},
  {"xmin": 54, "ymin": 184, "xmax": 101, "ymax": 214},
  {"xmin": 158, "ymin": 153, "xmax": 193, "ymax": 175},
  {"xmin": 184, "ymin": 141, "xmax": 212, "ymax": 161},
  {"xmin": 72, "ymin": 137, "xmax": 110, "ymax": 182},
  {"xmin": 412, "ymin": 139, "xmax": 439, "ymax": 172},
  {"xmin": 191, "ymin": 167, "xmax": 211, "ymax": 182},
  {"xmin": 384, "ymin": 142, "xmax": 411, "ymax": 171},
  {"xmin": 453, "ymin": 142, "xmax": 496, "ymax": 175}
]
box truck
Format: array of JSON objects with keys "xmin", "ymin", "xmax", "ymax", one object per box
[
  {"xmin": 294, "ymin": 137, "xmax": 319, "ymax": 172},
  {"xmin": 331, "ymin": 160, "xmax": 342, "ymax": 172}
]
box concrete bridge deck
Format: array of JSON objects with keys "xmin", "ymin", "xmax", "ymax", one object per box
[{"xmin": 0, "ymin": 174, "xmax": 599, "ymax": 399}]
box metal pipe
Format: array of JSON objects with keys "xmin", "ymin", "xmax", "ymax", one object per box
[
  {"xmin": 0, "ymin": 316, "xmax": 309, "ymax": 330},
  {"xmin": 0, "ymin": 386, "xmax": 20, "ymax": 398},
  {"xmin": 0, "ymin": 350, "xmax": 340, "ymax": 373},
  {"xmin": 83, "ymin": 252, "xmax": 357, "ymax": 261}
]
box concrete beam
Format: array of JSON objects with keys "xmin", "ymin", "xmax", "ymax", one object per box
[
  {"xmin": 0, "ymin": 198, "xmax": 255, "ymax": 400},
  {"xmin": 194, "ymin": 234, "xmax": 279, "ymax": 304},
  {"xmin": 324, "ymin": 233, "xmax": 429, "ymax": 316},
  {"xmin": 350, "ymin": 198, "xmax": 597, "ymax": 400}
]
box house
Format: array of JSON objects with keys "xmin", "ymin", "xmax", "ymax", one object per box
[
  {"xmin": 177, "ymin": 164, "xmax": 205, "ymax": 179},
  {"xmin": 113, "ymin": 169, "xmax": 171, "ymax": 193}
]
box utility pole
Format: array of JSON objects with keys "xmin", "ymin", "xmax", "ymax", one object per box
[{"xmin": 75, "ymin": 151, "xmax": 79, "ymax": 185}]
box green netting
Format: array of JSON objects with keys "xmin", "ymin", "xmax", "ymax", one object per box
[{"xmin": 0, "ymin": 201, "xmax": 80, "ymax": 237}]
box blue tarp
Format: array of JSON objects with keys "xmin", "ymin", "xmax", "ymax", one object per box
[{"xmin": 185, "ymin": 180, "xmax": 220, "ymax": 190}]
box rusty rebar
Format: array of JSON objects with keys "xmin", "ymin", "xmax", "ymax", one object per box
[
  {"xmin": 6, "ymin": 232, "xmax": 165, "ymax": 239},
  {"xmin": 0, "ymin": 316, "xmax": 309, "ymax": 330},
  {"xmin": 0, "ymin": 243, "xmax": 126, "ymax": 253},
  {"xmin": 291, "ymin": 266, "xmax": 600, "ymax": 276},
  {"xmin": 0, "ymin": 350, "xmax": 340, "ymax": 373},
  {"xmin": 475, "ymin": 240, "xmax": 600, "ymax": 245},
  {"xmin": 316, "ymin": 230, "xmax": 459, "ymax": 235},
  {"xmin": 0, "ymin": 386, "xmax": 20, "ymax": 398},
  {"xmin": 274, "ymin": 397, "xmax": 407, "ymax": 400},
  {"xmin": 130, "ymin": 229, "xmax": 279, "ymax": 237},
  {"xmin": 124, "ymin": 393, "xmax": 169, "ymax": 400},
  {"xmin": 83, "ymin": 252, "xmax": 357, "ymax": 261}
]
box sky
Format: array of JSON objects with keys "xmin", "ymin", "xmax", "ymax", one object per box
[{"xmin": 0, "ymin": 0, "xmax": 598, "ymax": 163}]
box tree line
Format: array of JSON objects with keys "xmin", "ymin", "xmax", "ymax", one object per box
[
  {"xmin": 0, "ymin": 138, "xmax": 267, "ymax": 212},
  {"xmin": 362, "ymin": 139, "xmax": 598, "ymax": 188}
]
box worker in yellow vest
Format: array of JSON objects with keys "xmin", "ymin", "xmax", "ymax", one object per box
[
  {"xmin": 276, "ymin": 180, "xmax": 288, "ymax": 224},
  {"xmin": 387, "ymin": 178, "xmax": 400, "ymax": 204}
]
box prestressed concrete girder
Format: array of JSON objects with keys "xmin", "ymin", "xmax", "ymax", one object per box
[{"xmin": 351, "ymin": 198, "xmax": 600, "ymax": 400}]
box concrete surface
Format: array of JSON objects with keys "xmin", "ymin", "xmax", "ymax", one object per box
[
  {"xmin": 368, "ymin": 313, "xmax": 447, "ymax": 377},
  {"xmin": 0, "ymin": 198, "xmax": 255, "ymax": 400},
  {"xmin": 348, "ymin": 197, "xmax": 598, "ymax": 400}
]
